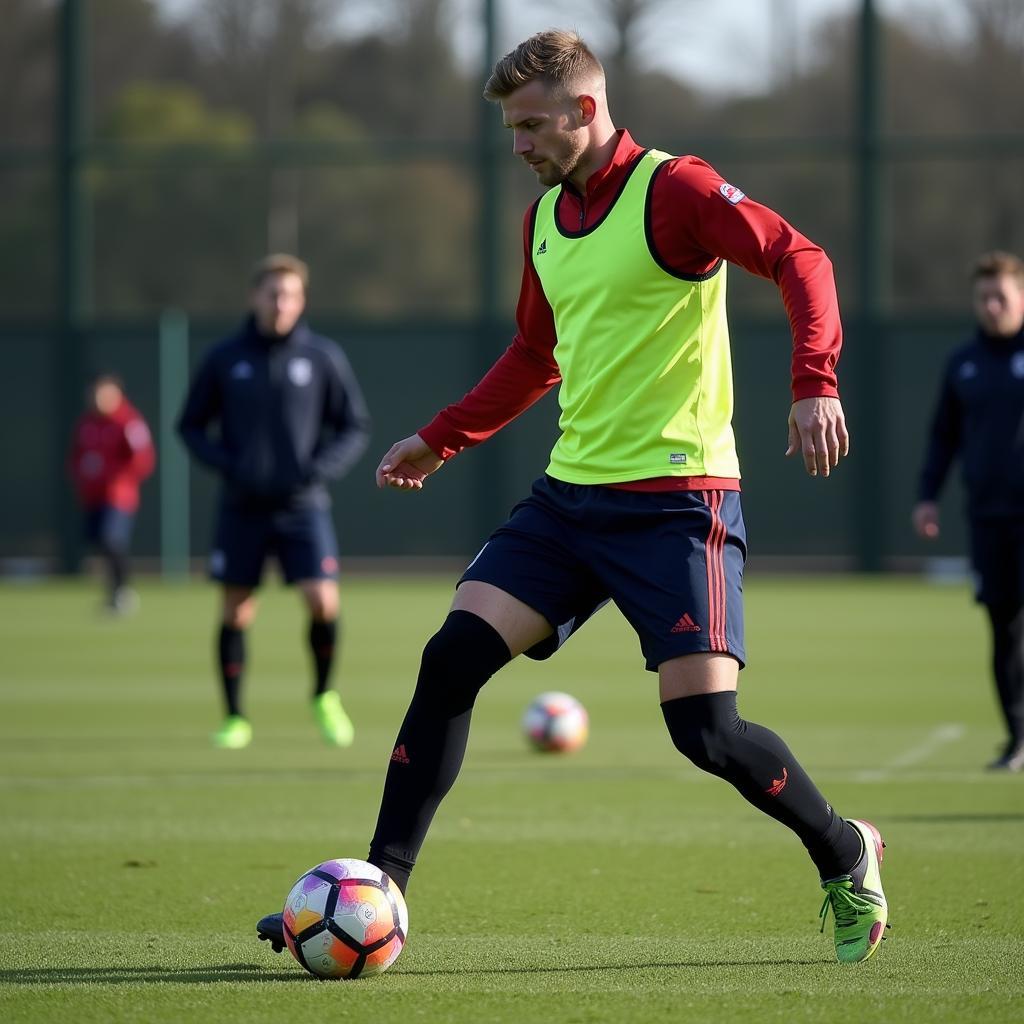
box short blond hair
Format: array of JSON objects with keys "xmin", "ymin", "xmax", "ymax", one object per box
[
  {"xmin": 483, "ymin": 29, "xmax": 604, "ymax": 102},
  {"xmin": 251, "ymin": 253, "xmax": 309, "ymax": 289},
  {"xmin": 973, "ymin": 251, "xmax": 1024, "ymax": 286}
]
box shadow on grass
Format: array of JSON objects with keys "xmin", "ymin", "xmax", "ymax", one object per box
[
  {"xmin": 884, "ymin": 812, "xmax": 1024, "ymax": 824},
  {"xmin": 0, "ymin": 956, "xmax": 833, "ymax": 986},
  {"xmin": 398, "ymin": 957, "xmax": 834, "ymax": 977},
  {"xmin": 0, "ymin": 963, "xmax": 304, "ymax": 986}
]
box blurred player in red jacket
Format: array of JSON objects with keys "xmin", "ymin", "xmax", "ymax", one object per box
[{"xmin": 68, "ymin": 374, "xmax": 156, "ymax": 613}]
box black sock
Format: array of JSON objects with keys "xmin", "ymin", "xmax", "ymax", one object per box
[
  {"xmin": 109, "ymin": 549, "xmax": 127, "ymax": 593},
  {"xmin": 309, "ymin": 618, "xmax": 338, "ymax": 698},
  {"xmin": 218, "ymin": 625, "xmax": 246, "ymax": 718},
  {"xmin": 368, "ymin": 610, "xmax": 512, "ymax": 893},
  {"xmin": 99, "ymin": 540, "xmax": 127, "ymax": 598},
  {"xmin": 986, "ymin": 603, "xmax": 1024, "ymax": 746},
  {"xmin": 662, "ymin": 691, "xmax": 861, "ymax": 879}
]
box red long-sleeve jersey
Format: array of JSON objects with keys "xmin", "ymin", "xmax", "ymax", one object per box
[
  {"xmin": 420, "ymin": 130, "xmax": 842, "ymax": 474},
  {"xmin": 68, "ymin": 398, "xmax": 156, "ymax": 512}
]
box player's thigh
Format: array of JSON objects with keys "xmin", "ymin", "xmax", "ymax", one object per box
[
  {"xmin": 222, "ymin": 585, "xmax": 258, "ymax": 628},
  {"xmin": 1008, "ymin": 519, "xmax": 1024, "ymax": 610},
  {"xmin": 458, "ymin": 478, "xmax": 608, "ymax": 659},
  {"xmin": 968, "ymin": 518, "xmax": 1024, "ymax": 607},
  {"xmin": 451, "ymin": 581, "xmax": 553, "ymax": 657},
  {"xmin": 211, "ymin": 500, "xmax": 271, "ymax": 588},
  {"xmin": 590, "ymin": 489, "xmax": 747, "ymax": 673},
  {"xmin": 83, "ymin": 506, "xmax": 104, "ymax": 545},
  {"xmin": 658, "ymin": 652, "xmax": 739, "ymax": 702},
  {"xmin": 275, "ymin": 502, "xmax": 340, "ymax": 586},
  {"xmin": 97, "ymin": 505, "xmax": 135, "ymax": 552}
]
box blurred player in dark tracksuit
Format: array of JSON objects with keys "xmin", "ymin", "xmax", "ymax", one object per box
[
  {"xmin": 68, "ymin": 374, "xmax": 155, "ymax": 614},
  {"xmin": 914, "ymin": 251, "xmax": 1024, "ymax": 773},
  {"xmin": 178, "ymin": 254, "xmax": 370, "ymax": 750}
]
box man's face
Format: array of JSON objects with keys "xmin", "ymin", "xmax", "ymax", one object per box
[
  {"xmin": 251, "ymin": 271, "xmax": 306, "ymax": 336},
  {"xmin": 973, "ymin": 273, "xmax": 1024, "ymax": 338},
  {"xmin": 501, "ymin": 79, "xmax": 586, "ymax": 189},
  {"xmin": 92, "ymin": 381, "xmax": 122, "ymax": 415}
]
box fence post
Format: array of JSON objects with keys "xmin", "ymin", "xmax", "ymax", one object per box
[
  {"xmin": 159, "ymin": 309, "xmax": 191, "ymax": 578},
  {"xmin": 475, "ymin": 0, "xmax": 504, "ymax": 541},
  {"xmin": 56, "ymin": 0, "xmax": 89, "ymax": 574},
  {"xmin": 854, "ymin": 0, "xmax": 885, "ymax": 571}
]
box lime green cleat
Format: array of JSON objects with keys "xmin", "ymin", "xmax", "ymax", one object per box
[
  {"xmin": 820, "ymin": 818, "xmax": 889, "ymax": 963},
  {"xmin": 212, "ymin": 715, "xmax": 252, "ymax": 750},
  {"xmin": 312, "ymin": 691, "xmax": 355, "ymax": 747}
]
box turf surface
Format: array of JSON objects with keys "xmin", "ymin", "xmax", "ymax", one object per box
[{"xmin": 1, "ymin": 574, "xmax": 1021, "ymax": 1022}]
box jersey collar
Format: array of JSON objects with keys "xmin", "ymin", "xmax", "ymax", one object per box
[{"xmin": 561, "ymin": 129, "xmax": 644, "ymax": 202}]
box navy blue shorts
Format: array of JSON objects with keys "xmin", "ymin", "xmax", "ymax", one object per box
[
  {"xmin": 210, "ymin": 496, "xmax": 339, "ymax": 588},
  {"xmin": 969, "ymin": 517, "xmax": 1024, "ymax": 608},
  {"xmin": 460, "ymin": 476, "xmax": 747, "ymax": 671},
  {"xmin": 84, "ymin": 505, "xmax": 135, "ymax": 553}
]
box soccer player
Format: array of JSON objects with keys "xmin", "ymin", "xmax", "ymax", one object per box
[
  {"xmin": 178, "ymin": 254, "xmax": 370, "ymax": 750},
  {"xmin": 68, "ymin": 374, "xmax": 155, "ymax": 614},
  {"xmin": 913, "ymin": 251, "xmax": 1024, "ymax": 772},
  {"xmin": 257, "ymin": 32, "xmax": 887, "ymax": 963}
]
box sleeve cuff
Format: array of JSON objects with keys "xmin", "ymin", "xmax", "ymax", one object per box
[
  {"xmin": 417, "ymin": 419, "xmax": 458, "ymax": 461},
  {"xmin": 791, "ymin": 382, "xmax": 840, "ymax": 402}
]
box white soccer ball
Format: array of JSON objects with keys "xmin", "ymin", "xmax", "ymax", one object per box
[
  {"xmin": 522, "ymin": 691, "xmax": 588, "ymax": 753},
  {"xmin": 282, "ymin": 858, "xmax": 408, "ymax": 979}
]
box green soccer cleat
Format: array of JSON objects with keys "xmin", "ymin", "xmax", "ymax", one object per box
[
  {"xmin": 312, "ymin": 691, "xmax": 355, "ymax": 747},
  {"xmin": 819, "ymin": 818, "xmax": 889, "ymax": 964},
  {"xmin": 212, "ymin": 715, "xmax": 252, "ymax": 750}
]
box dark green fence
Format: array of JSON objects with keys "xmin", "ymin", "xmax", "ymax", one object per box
[
  {"xmin": 0, "ymin": 312, "xmax": 971, "ymax": 568},
  {"xmin": 2, "ymin": 0, "xmax": 1016, "ymax": 572}
]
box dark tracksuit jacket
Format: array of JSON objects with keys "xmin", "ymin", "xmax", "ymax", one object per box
[
  {"xmin": 917, "ymin": 327, "xmax": 1024, "ymax": 520},
  {"xmin": 177, "ymin": 317, "xmax": 371, "ymax": 508}
]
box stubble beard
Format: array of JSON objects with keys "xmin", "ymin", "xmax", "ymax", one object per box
[{"xmin": 537, "ymin": 134, "xmax": 586, "ymax": 189}]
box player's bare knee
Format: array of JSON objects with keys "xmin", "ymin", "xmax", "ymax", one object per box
[
  {"xmin": 222, "ymin": 588, "xmax": 257, "ymax": 630},
  {"xmin": 300, "ymin": 580, "xmax": 338, "ymax": 621}
]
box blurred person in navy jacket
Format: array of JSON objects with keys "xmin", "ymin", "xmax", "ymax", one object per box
[
  {"xmin": 178, "ymin": 254, "xmax": 370, "ymax": 751},
  {"xmin": 914, "ymin": 251, "xmax": 1024, "ymax": 772}
]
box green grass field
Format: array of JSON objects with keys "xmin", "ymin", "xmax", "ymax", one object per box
[{"xmin": 1, "ymin": 574, "xmax": 1022, "ymax": 1022}]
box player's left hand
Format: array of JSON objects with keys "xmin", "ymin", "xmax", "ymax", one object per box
[{"xmin": 786, "ymin": 396, "xmax": 849, "ymax": 478}]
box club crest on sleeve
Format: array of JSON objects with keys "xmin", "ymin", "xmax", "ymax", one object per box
[
  {"xmin": 288, "ymin": 357, "xmax": 313, "ymax": 386},
  {"xmin": 125, "ymin": 419, "xmax": 151, "ymax": 449},
  {"xmin": 718, "ymin": 182, "xmax": 746, "ymax": 205}
]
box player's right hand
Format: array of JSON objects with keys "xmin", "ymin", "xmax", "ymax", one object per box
[
  {"xmin": 376, "ymin": 433, "xmax": 444, "ymax": 490},
  {"xmin": 912, "ymin": 501, "xmax": 940, "ymax": 540}
]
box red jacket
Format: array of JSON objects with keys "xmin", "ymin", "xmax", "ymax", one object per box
[
  {"xmin": 68, "ymin": 398, "xmax": 156, "ymax": 512},
  {"xmin": 420, "ymin": 130, "xmax": 842, "ymax": 472}
]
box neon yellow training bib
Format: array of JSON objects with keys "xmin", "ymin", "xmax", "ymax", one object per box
[{"xmin": 531, "ymin": 149, "xmax": 739, "ymax": 483}]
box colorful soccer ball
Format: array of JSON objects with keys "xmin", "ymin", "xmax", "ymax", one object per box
[
  {"xmin": 282, "ymin": 858, "xmax": 408, "ymax": 980},
  {"xmin": 522, "ymin": 691, "xmax": 589, "ymax": 753}
]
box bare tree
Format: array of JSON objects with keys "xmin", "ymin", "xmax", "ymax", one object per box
[
  {"xmin": 185, "ymin": 0, "xmax": 344, "ymax": 250},
  {"xmin": 264, "ymin": 0, "xmax": 338, "ymax": 251}
]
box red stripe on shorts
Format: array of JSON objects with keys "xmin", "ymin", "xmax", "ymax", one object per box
[{"xmin": 702, "ymin": 491, "xmax": 727, "ymax": 652}]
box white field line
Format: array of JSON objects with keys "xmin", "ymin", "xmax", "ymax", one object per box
[
  {"xmin": 0, "ymin": 726, "xmax": 977, "ymax": 791},
  {"xmin": 854, "ymin": 723, "xmax": 966, "ymax": 782}
]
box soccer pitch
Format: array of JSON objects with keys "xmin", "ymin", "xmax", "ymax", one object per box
[{"xmin": 1, "ymin": 574, "xmax": 1021, "ymax": 1023}]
